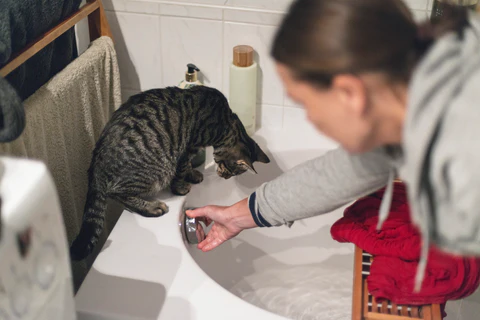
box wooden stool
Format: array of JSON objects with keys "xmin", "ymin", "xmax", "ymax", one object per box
[{"xmin": 352, "ymin": 246, "xmax": 443, "ymax": 320}]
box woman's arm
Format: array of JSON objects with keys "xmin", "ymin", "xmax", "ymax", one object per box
[
  {"xmin": 187, "ymin": 147, "xmax": 393, "ymax": 251},
  {"xmin": 253, "ymin": 147, "xmax": 393, "ymax": 227}
]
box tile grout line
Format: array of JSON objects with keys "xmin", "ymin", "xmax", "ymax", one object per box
[
  {"xmin": 105, "ymin": 9, "xmax": 282, "ymax": 26},
  {"xmin": 115, "ymin": 0, "xmax": 426, "ymax": 14},
  {"xmin": 280, "ymin": 104, "xmax": 285, "ymax": 129},
  {"xmin": 157, "ymin": 6, "xmax": 165, "ymax": 88},
  {"xmin": 455, "ymin": 299, "xmax": 462, "ymax": 320},
  {"xmin": 107, "ymin": 1, "xmax": 426, "ymax": 26},
  {"xmin": 110, "ymin": 0, "xmax": 427, "ymax": 15},
  {"xmin": 221, "ymin": 10, "xmax": 225, "ymax": 93},
  {"xmin": 146, "ymin": 0, "xmax": 286, "ymax": 14}
]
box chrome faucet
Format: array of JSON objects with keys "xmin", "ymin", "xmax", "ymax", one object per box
[{"xmin": 182, "ymin": 207, "xmax": 207, "ymax": 244}]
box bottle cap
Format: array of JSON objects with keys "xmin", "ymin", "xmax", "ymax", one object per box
[{"xmin": 233, "ymin": 45, "xmax": 254, "ymax": 67}]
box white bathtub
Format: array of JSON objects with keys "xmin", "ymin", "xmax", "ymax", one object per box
[{"xmin": 75, "ymin": 128, "xmax": 355, "ymax": 320}]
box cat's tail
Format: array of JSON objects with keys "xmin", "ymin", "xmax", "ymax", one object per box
[{"xmin": 70, "ymin": 190, "xmax": 107, "ymax": 261}]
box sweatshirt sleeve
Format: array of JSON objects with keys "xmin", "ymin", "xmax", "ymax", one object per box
[{"xmin": 249, "ymin": 147, "xmax": 394, "ymax": 227}]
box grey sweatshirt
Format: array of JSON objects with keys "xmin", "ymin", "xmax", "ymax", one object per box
[{"xmin": 249, "ymin": 12, "xmax": 480, "ymax": 290}]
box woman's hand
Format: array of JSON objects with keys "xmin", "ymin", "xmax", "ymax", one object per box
[{"xmin": 186, "ymin": 198, "xmax": 257, "ymax": 252}]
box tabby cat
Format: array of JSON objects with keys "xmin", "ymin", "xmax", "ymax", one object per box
[{"xmin": 70, "ymin": 86, "xmax": 270, "ymax": 260}]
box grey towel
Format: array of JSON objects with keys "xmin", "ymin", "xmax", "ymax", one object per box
[{"xmin": 0, "ymin": 36, "xmax": 122, "ymax": 290}]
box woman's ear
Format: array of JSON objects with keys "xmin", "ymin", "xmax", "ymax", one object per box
[{"xmin": 332, "ymin": 74, "xmax": 367, "ymax": 117}]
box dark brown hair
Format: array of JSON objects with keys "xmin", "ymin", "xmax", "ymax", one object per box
[{"xmin": 272, "ymin": 0, "xmax": 469, "ymax": 86}]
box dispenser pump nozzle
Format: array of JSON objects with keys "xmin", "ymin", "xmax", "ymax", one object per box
[
  {"xmin": 186, "ymin": 63, "xmax": 200, "ymax": 82},
  {"xmin": 187, "ymin": 63, "xmax": 200, "ymax": 74}
]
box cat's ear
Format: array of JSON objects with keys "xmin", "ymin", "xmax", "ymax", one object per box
[
  {"xmin": 253, "ymin": 143, "xmax": 270, "ymax": 164},
  {"xmin": 237, "ymin": 159, "xmax": 257, "ymax": 174}
]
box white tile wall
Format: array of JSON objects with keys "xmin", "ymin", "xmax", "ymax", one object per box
[
  {"xmin": 160, "ymin": 4, "xmax": 223, "ymax": 19},
  {"xmin": 225, "ymin": 0, "xmax": 293, "ymax": 12},
  {"xmin": 160, "ymin": 16, "xmax": 223, "ymax": 88},
  {"xmin": 404, "ymin": 0, "xmax": 430, "ymax": 11},
  {"xmin": 124, "ymin": 1, "xmax": 160, "ymax": 14},
  {"xmin": 413, "ymin": 9, "xmax": 429, "ymax": 22},
  {"xmin": 94, "ymin": 0, "xmax": 433, "ymax": 130},
  {"xmin": 284, "ymin": 94, "xmax": 301, "ymax": 109},
  {"xmin": 283, "ymin": 106, "xmax": 338, "ymax": 149},
  {"xmin": 75, "ymin": 17, "xmax": 90, "ymax": 55},
  {"xmin": 256, "ymin": 104, "xmax": 284, "ymax": 130},
  {"xmin": 283, "ymin": 107, "xmax": 315, "ymax": 135},
  {"xmin": 104, "ymin": 0, "xmax": 160, "ymax": 14},
  {"xmin": 223, "ymin": 8, "xmax": 283, "ymax": 25},
  {"xmin": 162, "ymin": 0, "xmax": 227, "ymax": 5},
  {"xmin": 106, "ymin": 11, "xmax": 162, "ymax": 90}
]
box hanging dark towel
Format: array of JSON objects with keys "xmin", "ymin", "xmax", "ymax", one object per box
[
  {"xmin": 0, "ymin": 77, "xmax": 24, "ymax": 142},
  {"xmin": 0, "ymin": 0, "xmax": 83, "ymax": 99},
  {"xmin": 0, "ymin": 0, "xmax": 82, "ymax": 142}
]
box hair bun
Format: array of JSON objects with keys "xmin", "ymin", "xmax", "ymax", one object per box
[
  {"xmin": 414, "ymin": 23, "xmax": 435, "ymax": 56},
  {"xmin": 414, "ymin": 7, "xmax": 469, "ymax": 58}
]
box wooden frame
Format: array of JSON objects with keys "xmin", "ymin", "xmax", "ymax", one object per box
[
  {"xmin": 0, "ymin": 0, "xmax": 112, "ymax": 78},
  {"xmin": 352, "ymin": 246, "xmax": 443, "ymax": 320}
]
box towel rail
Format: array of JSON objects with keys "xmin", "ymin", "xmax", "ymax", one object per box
[{"xmin": 0, "ymin": 0, "xmax": 112, "ymax": 78}]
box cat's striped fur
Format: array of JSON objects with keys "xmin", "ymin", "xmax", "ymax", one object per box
[{"xmin": 70, "ymin": 86, "xmax": 269, "ymax": 260}]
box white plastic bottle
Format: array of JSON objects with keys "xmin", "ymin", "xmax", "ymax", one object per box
[{"xmin": 229, "ymin": 45, "xmax": 257, "ymax": 136}]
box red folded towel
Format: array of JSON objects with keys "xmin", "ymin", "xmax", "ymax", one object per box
[{"xmin": 331, "ymin": 183, "xmax": 480, "ymax": 306}]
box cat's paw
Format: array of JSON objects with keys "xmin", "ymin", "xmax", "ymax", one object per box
[
  {"xmin": 171, "ymin": 180, "xmax": 192, "ymax": 196},
  {"xmin": 147, "ymin": 200, "xmax": 169, "ymax": 216},
  {"xmin": 185, "ymin": 169, "xmax": 204, "ymax": 184}
]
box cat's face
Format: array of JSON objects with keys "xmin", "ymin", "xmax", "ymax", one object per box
[{"xmin": 214, "ymin": 138, "xmax": 270, "ymax": 179}]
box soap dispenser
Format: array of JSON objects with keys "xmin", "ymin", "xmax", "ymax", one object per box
[
  {"xmin": 229, "ymin": 45, "xmax": 258, "ymax": 136},
  {"xmin": 177, "ymin": 63, "xmax": 206, "ymax": 168},
  {"xmin": 178, "ymin": 63, "xmax": 203, "ymax": 89}
]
